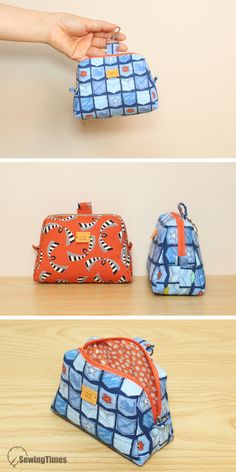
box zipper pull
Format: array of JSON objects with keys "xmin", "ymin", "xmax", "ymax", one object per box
[{"xmin": 32, "ymin": 244, "xmax": 39, "ymax": 251}]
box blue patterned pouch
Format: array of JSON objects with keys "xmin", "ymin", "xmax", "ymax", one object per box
[
  {"xmin": 70, "ymin": 42, "xmax": 158, "ymax": 119},
  {"xmin": 147, "ymin": 202, "xmax": 206, "ymax": 295},
  {"xmin": 51, "ymin": 337, "xmax": 174, "ymax": 466}
]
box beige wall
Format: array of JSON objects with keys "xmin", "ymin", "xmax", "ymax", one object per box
[
  {"xmin": 1, "ymin": 161, "xmax": 235, "ymax": 275},
  {"xmin": 0, "ymin": 0, "xmax": 236, "ymax": 158}
]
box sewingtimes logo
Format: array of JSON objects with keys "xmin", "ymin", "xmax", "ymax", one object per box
[{"xmin": 7, "ymin": 447, "xmax": 67, "ymax": 467}]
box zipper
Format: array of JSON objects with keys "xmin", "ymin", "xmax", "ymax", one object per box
[
  {"xmin": 80, "ymin": 337, "xmax": 161, "ymax": 421},
  {"xmin": 171, "ymin": 212, "xmax": 186, "ymax": 257}
]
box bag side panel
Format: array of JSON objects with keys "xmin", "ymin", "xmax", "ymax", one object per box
[
  {"xmin": 148, "ymin": 216, "xmax": 168, "ymax": 294},
  {"xmin": 148, "ymin": 213, "xmax": 206, "ymax": 295},
  {"xmin": 51, "ymin": 350, "xmax": 159, "ymax": 465}
]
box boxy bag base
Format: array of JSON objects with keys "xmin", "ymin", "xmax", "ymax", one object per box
[{"xmin": 51, "ymin": 337, "xmax": 174, "ymax": 466}]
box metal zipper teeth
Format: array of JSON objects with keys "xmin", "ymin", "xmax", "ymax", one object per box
[{"xmin": 80, "ymin": 337, "xmax": 161, "ymax": 421}]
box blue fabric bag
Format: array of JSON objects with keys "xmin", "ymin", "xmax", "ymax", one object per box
[
  {"xmin": 51, "ymin": 337, "xmax": 174, "ymax": 466},
  {"xmin": 147, "ymin": 202, "xmax": 206, "ymax": 295},
  {"xmin": 70, "ymin": 42, "xmax": 158, "ymax": 119}
]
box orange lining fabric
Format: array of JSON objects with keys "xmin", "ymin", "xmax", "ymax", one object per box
[
  {"xmin": 171, "ymin": 212, "xmax": 186, "ymax": 257},
  {"xmin": 80, "ymin": 337, "xmax": 161, "ymax": 421}
]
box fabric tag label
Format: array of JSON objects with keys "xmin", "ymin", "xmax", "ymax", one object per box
[
  {"xmin": 76, "ymin": 232, "xmax": 91, "ymax": 243},
  {"xmin": 106, "ymin": 68, "xmax": 119, "ymax": 78},
  {"xmin": 81, "ymin": 385, "xmax": 98, "ymax": 405}
]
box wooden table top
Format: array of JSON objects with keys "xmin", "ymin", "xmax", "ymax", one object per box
[
  {"xmin": 0, "ymin": 276, "xmax": 235, "ymax": 316},
  {"xmin": 0, "ymin": 320, "xmax": 235, "ymax": 471}
]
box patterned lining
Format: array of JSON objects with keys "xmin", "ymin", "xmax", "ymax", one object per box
[{"xmin": 83, "ymin": 339, "xmax": 159, "ymax": 414}]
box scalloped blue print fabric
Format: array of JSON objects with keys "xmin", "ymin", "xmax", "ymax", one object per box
[
  {"xmin": 147, "ymin": 203, "xmax": 206, "ymax": 295},
  {"xmin": 51, "ymin": 337, "xmax": 173, "ymax": 466},
  {"xmin": 70, "ymin": 43, "xmax": 158, "ymax": 119}
]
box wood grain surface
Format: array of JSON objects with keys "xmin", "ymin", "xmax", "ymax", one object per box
[
  {"xmin": 0, "ymin": 320, "xmax": 236, "ymax": 471},
  {"xmin": 0, "ymin": 276, "xmax": 236, "ymax": 316}
]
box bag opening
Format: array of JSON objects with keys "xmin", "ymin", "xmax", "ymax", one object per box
[{"xmin": 80, "ymin": 337, "xmax": 161, "ymax": 421}]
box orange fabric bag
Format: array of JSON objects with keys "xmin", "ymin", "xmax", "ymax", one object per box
[{"xmin": 33, "ymin": 202, "xmax": 132, "ymax": 284}]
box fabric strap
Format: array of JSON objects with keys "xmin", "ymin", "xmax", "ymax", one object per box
[
  {"xmin": 77, "ymin": 202, "xmax": 92, "ymax": 214},
  {"xmin": 106, "ymin": 42, "xmax": 120, "ymax": 55}
]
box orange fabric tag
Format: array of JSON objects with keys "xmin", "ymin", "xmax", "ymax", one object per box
[
  {"xmin": 81, "ymin": 385, "xmax": 98, "ymax": 405},
  {"xmin": 106, "ymin": 68, "xmax": 119, "ymax": 78},
  {"xmin": 76, "ymin": 232, "xmax": 90, "ymax": 243}
]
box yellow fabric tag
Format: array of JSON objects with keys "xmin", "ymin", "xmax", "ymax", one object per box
[
  {"xmin": 76, "ymin": 232, "xmax": 91, "ymax": 243},
  {"xmin": 106, "ymin": 68, "xmax": 119, "ymax": 78},
  {"xmin": 81, "ymin": 385, "xmax": 98, "ymax": 405}
]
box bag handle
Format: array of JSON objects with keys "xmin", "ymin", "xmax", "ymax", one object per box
[
  {"xmin": 133, "ymin": 337, "xmax": 155, "ymax": 356},
  {"xmin": 77, "ymin": 202, "xmax": 92, "ymax": 214},
  {"xmin": 106, "ymin": 41, "xmax": 120, "ymax": 55},
  {"xmin": 106, "ymin": 27, "xmax": 121, "ymax": 55}
]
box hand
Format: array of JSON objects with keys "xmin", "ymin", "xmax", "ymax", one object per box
[{"xmin": 47, "ymin": 13, "xmax": 127, "ymax": 61}]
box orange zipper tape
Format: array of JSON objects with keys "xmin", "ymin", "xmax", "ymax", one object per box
[
  {"xmin": 80, "ymin": 337, "xmax": 161, "ymax": 421},
  {"xmin": 171, "ymin": 212, "xmax": 186, "ymax": 257}
]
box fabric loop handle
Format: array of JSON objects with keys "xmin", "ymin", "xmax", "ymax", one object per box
[
  {"xmin": 77, "ymin": 202, "xmax": 92, "ymax": 214},
  {"xmin": 106, "ymin": 41, "xmax": 120, "ymax": 55}
]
